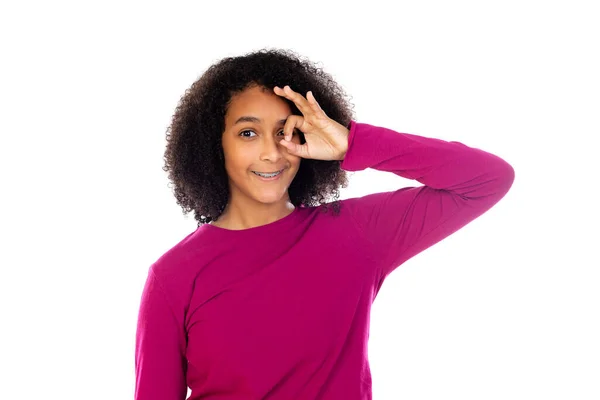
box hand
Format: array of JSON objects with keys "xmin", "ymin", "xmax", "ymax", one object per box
[{"xmin": 273, "ymin": 85, "xmax": 349, "ymax": 161}]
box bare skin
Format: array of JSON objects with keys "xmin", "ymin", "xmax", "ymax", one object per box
[{"xmin": 213, "ymin": 84, "xmax": 349, "ymax": 230}]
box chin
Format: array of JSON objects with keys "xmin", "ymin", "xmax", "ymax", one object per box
[{"xmin": 255, "ymin": 193, "xmax": 287, "ymax": 204}]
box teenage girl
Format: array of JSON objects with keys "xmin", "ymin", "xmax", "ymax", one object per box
[{"xmin": 135, "ymin": 48, "xmax": 515, "ymax": 400}]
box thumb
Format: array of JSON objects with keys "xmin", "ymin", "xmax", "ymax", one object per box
[{"xmin": 279, "ymin": 139, "xmax": 309, "ymax": 158}]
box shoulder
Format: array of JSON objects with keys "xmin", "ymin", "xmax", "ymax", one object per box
[{"xmin": 150, "ymin": 226, "xmax": 214, "ymax": 284}]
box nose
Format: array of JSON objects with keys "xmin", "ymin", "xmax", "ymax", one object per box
[{"xmin": 259, "ymin": 135, "xmax": 284, "ymax": 162}]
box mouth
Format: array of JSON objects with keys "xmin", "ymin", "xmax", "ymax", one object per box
[{"xmin": 251, "ymin": 169, "xmax": 284, "ymax": 181}]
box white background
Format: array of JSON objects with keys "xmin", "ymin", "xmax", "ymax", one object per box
[{"xmin": 1, "ymin": 1, "xmax": 598, "ymax": 399}]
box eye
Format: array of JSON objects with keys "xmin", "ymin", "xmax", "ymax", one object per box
[
  {"xmin": 277, "ymin": 129, "xmax": 296, "ymax": 136},
  {"xmin": 239, "ymin": 129, "xmax": 293, "ymax": 138},
  {"xmin": 239, "ymin": 129, "xmax": 257, "ymax": 138}
]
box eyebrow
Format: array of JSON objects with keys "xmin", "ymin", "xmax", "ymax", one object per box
[{"xmin": 233, "ymin": 116, "xmax": 288, "ymax": 126}]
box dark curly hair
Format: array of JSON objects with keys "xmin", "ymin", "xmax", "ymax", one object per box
[{"xmin": 163, "ymin": 48, "xmax": 356, "ymax": 226}]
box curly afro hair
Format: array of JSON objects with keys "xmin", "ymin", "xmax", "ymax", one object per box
[{"xmin": 163, "ymin": 48, "xmax": 356, "ymax": 226}]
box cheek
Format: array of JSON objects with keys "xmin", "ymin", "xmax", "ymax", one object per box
[
  {"xmin": 288, "ymin": 157, "xmax": 302, "ymax": 175},
  {"xmin": 223, "ymin": 145, "xmax": 251, "ymax": 172}
]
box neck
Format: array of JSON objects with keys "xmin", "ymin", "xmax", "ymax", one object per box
[{"xmin": 214, "ymin": 199, "xmax": 296, "ymax": 230}]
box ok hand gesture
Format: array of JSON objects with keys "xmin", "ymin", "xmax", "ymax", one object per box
[{"xmin": 274, "ymin": 85, "xmax": 349, "ymax": 161}]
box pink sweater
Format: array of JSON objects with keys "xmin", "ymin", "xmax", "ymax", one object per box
[{"xmin": 135, "ymin": 120, "xmax": 515, "ymax": 399}]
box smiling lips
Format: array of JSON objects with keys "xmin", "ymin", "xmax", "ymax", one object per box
[
  {"xmin": 252, "ymin": 169, "xmax": 283, "ymax": 180},
  {"xmin": 252, "ymin": 168, "xmax": 284, "ymax": 174}
]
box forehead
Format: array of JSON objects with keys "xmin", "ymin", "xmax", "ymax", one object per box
[{"xmin": 225, "ymin": 86, "xmax": 291, "ymax": 120}]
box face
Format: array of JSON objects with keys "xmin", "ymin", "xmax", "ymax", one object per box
[{"xmin": 221, "ymin": 85, "xmax": 302, "ymax": 209}]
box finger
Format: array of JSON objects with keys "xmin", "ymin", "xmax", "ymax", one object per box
[
  {"xmin": 274, "ymin": 85, "xmax": 310, "ymax": 113},
  {"xmin": 307, "ymin": 91, "xmax": 327, "ymax": 116},
  {"xmin": 279, "ymin": 137, "xmax": 309, "ymax": 158},
  {"xmin": 282, "ymin": 115, "xmax": 304, "ymax": 142},
  {"xmin": 273, "ymin": 85, "xmax": 312, "ymax": 117}
]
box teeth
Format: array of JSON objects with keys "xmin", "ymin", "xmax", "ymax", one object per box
[{"xmin": 253, "ymin": 170, "xmax": 281, "ymax": 178}]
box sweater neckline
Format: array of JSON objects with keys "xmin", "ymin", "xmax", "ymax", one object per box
[{"xmin": 201, "ymin": 206, "xmax": 305, "ymax": 237}]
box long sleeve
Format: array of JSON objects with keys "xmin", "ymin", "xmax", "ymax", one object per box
[
  {"xmin": 340, "ymin": 120, "xmax": 515, "ymax": 279},
  {"xmin": 135, "ymin": 267, "xmax": 188, "ymax": 400}
]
